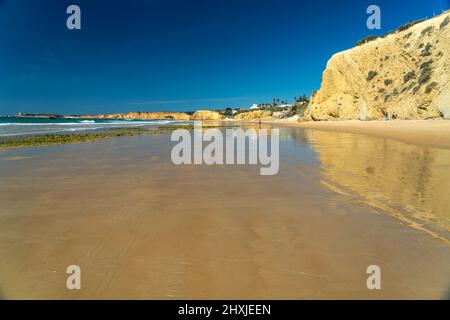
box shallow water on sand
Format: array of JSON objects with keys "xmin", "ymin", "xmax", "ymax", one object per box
[
  {"xmin": 0, "ymin": 125, "xmax": 449, "ymax": 299},
  {"xmin": 304, "ymin": 129, "xmax": 450, "ymax": 241}
]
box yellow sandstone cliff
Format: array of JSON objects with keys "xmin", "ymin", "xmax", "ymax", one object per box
[
  {"xmin": 234, "ymin": 110, "xmax": 272, "ymax": 120},
  {"xmin": 191, "ymin": 110, "xmax": 224, "ymax": 120},
  {"xmin": 81, "ymin": 112, "xmax": 191, "ymax": 120},
  {"xmin": 304, "ymin": 11, "xmax": 450, "ymax": 121}
]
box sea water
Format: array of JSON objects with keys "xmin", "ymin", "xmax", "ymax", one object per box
[{"xmin": 0, "ymin": 117, "xmax": 177, "ymax": 137}]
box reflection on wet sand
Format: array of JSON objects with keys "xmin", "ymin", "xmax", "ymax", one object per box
[
  {"xmin": 0, "ymin": 127, "xmax": 449, "ymax": 299},
  {"xmin": 305, "ymin": 129, "xmax": 450, "ymax": 242}
]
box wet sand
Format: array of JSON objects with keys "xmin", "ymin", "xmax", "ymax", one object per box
[
  {"xmin": 288, "ymin": 119, "xmax": 450, "ymax": 149},
  {"xmin": 0, "ymin": 125, "xmax": 449, "ymax": 299}
]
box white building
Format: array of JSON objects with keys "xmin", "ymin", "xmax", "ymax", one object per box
[{"xmin": 249, "ymin": 103, "xmax": 291, "ymax": 110}]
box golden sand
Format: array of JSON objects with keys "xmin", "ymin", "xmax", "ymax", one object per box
[
  {"xmin": 0, "ymin": 125, "xmax": 449, "ymax": 299},
  {"xmin": 293, "ymin": 119, "xmax": 450, "ymax": 149}
]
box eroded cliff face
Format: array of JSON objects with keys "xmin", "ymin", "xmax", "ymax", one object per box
[
  {"xmin": 191, "ymin": 110, "xmax": 224, "ymax": 120},
  {"xmin": 82, "ymin": 112, "xmax": 191, "ymax": 120},
  {"xmin": 304, "ymin": 11, "xmax": 450, "ymax": 121},
  {"xmin": 234, "ymin": 110, "xmax": 272, "ymax": 120}
]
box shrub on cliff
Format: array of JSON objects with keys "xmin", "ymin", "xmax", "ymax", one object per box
[
  {"xmin": 222, "ymin": 108, "xmax": 233, "ymax": 116},
  {"xmin": 420, "ymin": 43, "xmax": 433, "ymax": 56},
  {"xmin": 425, "ymin": 82, "xmax": 438, "ymax": 94},
  {"xmin": 440, "ymin": 15, "xmax": 450, "ymax": 29},
  {"xmin": 403, "ymin": 71, "xmax": 416, "ymax": 83},
  {"xmin": 421, "ymin": 26, "xmax": 434, "ymax": 36},
  {"xmin": 356, "ymin": 35, "xmax": 380, "ymax": 46},
  {"xmin": 367, "ymin": 71, "xmax": 378, "ymax": 81},
  {"xmin": 418, "ymin": 72, "xmax": 431, "ymax": 85},
  {"xmin": 288, "ymin": 101, "xmax": 309, "ymax": 117},
  {"xmin": 398, "ymin": 19, "xmax": 426, "ymax": 33},
  {"xmin": 420, "ymin": 60, "xmax": 433, "ymax": 70},
  {"xmin": 403, "ymin": 32, "xmax": 413, "ymax": 39},
  {"xmin": 356, "ymin": 16, "xmax": 436, "ymax": 47},
  {"xmin": 419, "ymin": 61, "xmax": 433, "ymax": 85}
]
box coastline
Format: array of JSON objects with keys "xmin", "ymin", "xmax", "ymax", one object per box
[{"xmin": 3, "ymin": 116, "xmax": 450, "ymax": 151}]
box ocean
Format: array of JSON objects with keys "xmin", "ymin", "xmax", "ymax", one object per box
[{"xmin": 0, "ymin": 117, "xmax": 178, "ymax": 137}]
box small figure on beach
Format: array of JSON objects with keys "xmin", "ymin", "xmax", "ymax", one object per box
[
  {"xmin": 384, "ymin": 112, "xmax": 389, "ymax": 120},
  {"xmin": 392, "ymin": 112, "xmax": 397, "ymax": 120}
]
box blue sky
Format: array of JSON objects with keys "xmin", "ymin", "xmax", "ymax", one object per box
[{"xmin": 0, "ymin": 0, "xmax": 449, "ymax": 115}]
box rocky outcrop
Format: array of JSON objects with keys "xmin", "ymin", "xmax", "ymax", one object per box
[
  {"xmin": 191, "ymin": 110, "xmax": 224, "ymax": 120},
  {"xmin": 81, "ymin": 112, "xmax": 191, "ymax": 120},
  {"xmin": 234, "ymin": 110, "xmax": 272, "ymax": 120},
  {"xmin": 304, "ymin": 11, "xmax": 450, "ymax": 120}
]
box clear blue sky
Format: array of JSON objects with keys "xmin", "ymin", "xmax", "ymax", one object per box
[{"xmin": 0, "ymin": 0, "xmax": 449, "ymax": 115}]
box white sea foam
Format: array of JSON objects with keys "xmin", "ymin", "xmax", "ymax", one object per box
[
  {"xmin": 0, "ymin": 127, "xmax": 103, "ymax": 137},
  {"xmin": 0, "ymin": 119, "xmax": 187, "ymax": 136},
  {"xmin": 0, "ymin": 120, "xmax": 174, "ymax": 126}
]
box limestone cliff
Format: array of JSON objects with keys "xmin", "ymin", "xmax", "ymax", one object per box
[
  {"xmin": 234, "ymin": 110, "xmax": 272, "ymax": 120},
  {"xmin": 81, "ymin": 112, "xmax": 191, "ymax": 121},
  {"xmin": 191, "ymin": 110, "xmax": 224, "ymax": 120},
  {"xmin": 304, "ymin": 11, "xmax": 450, "ymax": 120}
]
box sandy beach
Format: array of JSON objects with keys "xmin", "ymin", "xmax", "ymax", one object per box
[
  {"xmin": 288, "ymin": 119, "xmax": 450, "ymax": 150},
  {"xmin": 0, "ymin": 123, "xmax": 449, "ymax": 299}
]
